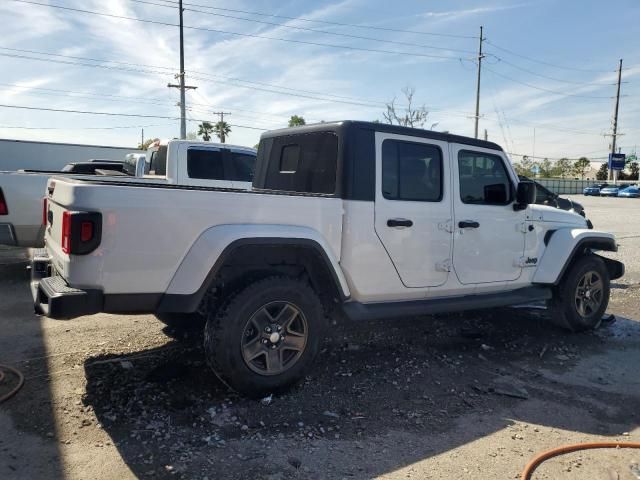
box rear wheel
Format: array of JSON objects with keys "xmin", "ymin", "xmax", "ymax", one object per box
[
  {"xmin": 203, "ymin": 276, "xmax": 325, "ymax": 398},
  {"xmin": 549, "ymin": 255, "xmax": 610, "ymax": 332}
]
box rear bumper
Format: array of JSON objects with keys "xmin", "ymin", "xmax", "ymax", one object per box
[
  {"xmin": 0, "ymin": 223, "xmax": 16, "ymax": 246},
  {"xmin": 31, "ymin": 251, "xmax": 103, "ymax": 319}
]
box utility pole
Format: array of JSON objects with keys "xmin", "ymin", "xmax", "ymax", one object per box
[
  {"xmin": 167, "ymin": 0, "xmax": 197, "ymax": 139},
  {"xmin": 212, "ymin": 112, "xmax": 232, "ymax": 143},
  {"xmin": 483, "ymin": 129, "xmax": 488, "ymax": 141},
  {"xmin": 474, "ymin": 25, "xmax": 484, "ymax": 139},
  {"xmin": 608, "ymin": 58, "xmax": 623, "ymax": 181},
  {"xmin": 140, "ymin": 128, "xmax": 144, "ymax": 149}
]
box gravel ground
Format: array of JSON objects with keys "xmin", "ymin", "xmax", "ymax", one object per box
[{"xmin": 1, "ymin": 195, "xmax": 639, "ymax": 480}]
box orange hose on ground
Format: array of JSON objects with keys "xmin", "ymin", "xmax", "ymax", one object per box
[
  {"xmin": 521, "ymin": 442, "xmax": 640, "ymax": 480},
  {"xmin": 0, "ymin": 364, "xmax": 24, "ymax": 403}
]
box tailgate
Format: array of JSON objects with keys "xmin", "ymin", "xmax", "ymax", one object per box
[{"xmin": 44, "ymin": 177, "xmax": 103, "ymax": 283}]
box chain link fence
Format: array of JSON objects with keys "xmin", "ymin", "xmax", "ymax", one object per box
[{"xmin": 536, "ymin": 178, "xmax": 638, "ymax": 195}]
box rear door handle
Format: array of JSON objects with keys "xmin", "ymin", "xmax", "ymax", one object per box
[
  {"xmin": 387, "ymin": 218, "xmax": 413, "ymax": 228},
  {"xmin": 458, "ymin": 220, "xmax": 480, "ymax": 229}
]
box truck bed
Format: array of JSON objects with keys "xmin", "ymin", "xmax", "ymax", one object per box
[{"xmin": 44, "ymin": 176, "xmax": 343, "ymax": 297}]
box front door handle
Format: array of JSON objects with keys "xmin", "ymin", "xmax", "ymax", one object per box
[
  {"xmin": 458, "ymin": 220, "xmax": 480, "ymax": 229},
  {"xmin": 387, "ymin": 218, "xmax": 413, "ymax": 228}
]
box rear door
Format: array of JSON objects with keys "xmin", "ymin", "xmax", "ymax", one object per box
[
  {"xmin": 451, "ymin": 145, "xmax": 526, "ymax": 284},
  {"xmin": 373, "ymin": 132, "xmax": 453, "ymax": 288}
]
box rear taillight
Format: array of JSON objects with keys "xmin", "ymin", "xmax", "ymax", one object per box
[
  {"xmin": 61, "ymin": 211, "xmax": 71, "ymax": 253},
  {"xmin": 61, "ymin": 211, "xmax": 102, "ymax": 255},
  {"xmin": 42, "ymin": 198, "xmax": 48, "ymax": 226},
  {"xmin": 0, "ymin": 188, "xmax": 7, "ymax": 215}
]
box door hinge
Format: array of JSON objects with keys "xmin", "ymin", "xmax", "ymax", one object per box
[
  {"xmin": 438, "ymin": 219, "xmax": 454, "ymax": 233},
  {"xmin": 516, "ymin": 256, "xmax": 538, "ymax": 267},
  {"xmin": 436, "ymin": 259, "xmax": 452, "ymax": 272}
]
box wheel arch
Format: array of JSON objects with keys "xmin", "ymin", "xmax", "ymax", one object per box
[
  {"xmin": 533, "ymin": 229, "xmax": 623, "ymax": 285},
  {"xmin": 157, "ymin": 225, "xmax": 350, "ymax": 314}
]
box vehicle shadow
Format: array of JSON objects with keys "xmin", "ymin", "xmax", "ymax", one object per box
[
  {"xmin": 83, "ymin": 307, "xmax": 640, "ymax": 479},
  {"xmin": 0, "ymin": 249, "xmax": 64, "ymax": 479}
]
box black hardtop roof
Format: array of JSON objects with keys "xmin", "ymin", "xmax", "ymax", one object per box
[{"xmin": 261, "ymin": 120, "xmax": 504, "ymax": 151}]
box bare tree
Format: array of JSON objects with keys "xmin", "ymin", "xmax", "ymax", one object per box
[{"xmin": 383, "ymin": 86, "xmax": 429, "ymax": 128}]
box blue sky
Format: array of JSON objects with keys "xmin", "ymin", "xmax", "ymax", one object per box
[{"xmin": 0, "ymin": 0, "xmax": 638, "ymax": 162}]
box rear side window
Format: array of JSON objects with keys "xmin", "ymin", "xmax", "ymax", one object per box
[
  {"xmin": 262, "ymin": 132, "xmax": 338, "ymax": 194},
  {"xmin": 458, "ymin": 151, "xmax": 512, "ymax": 205},
  {"xmin": 381, "ymin": 140, "xmax": 442, "ymax": 202},
  {"xmin": 229, "ymin": 152, "xmax": 256, "ymax": 182},
  {"xmin": 187, "ymin": 148, "xmax": 224, "ymax": 180},
  {"xmin": 187, "ymin": 148, "xmax": 256, "ymax": 182}
]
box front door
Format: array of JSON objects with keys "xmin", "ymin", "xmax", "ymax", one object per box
[
  {"xmin": 374, "ymin": 132, "xmax": 453, "ymax": 288},
  {"xmin": 451, "ymin": 145, "xmax": 526, "ymax": 284}
]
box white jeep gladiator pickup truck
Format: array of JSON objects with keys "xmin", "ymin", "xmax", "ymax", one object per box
[
  {"xmin": 0, "ymin": 140, "xmax": 255, "ymax": 247},
  {"xmin": 31, "ymin": 121, "xmax": 624, "ymax": 397}
]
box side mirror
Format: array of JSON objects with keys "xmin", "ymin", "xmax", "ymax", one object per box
[
  {"xmin": 135, "ymin": 156, "xmax": 147, "ymax": 177},
  {"xmin": 514, "ymin": 181, "xmax": 536, "ymax": 210}
]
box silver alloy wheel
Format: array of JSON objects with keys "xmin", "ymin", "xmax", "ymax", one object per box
[
  {"xmin": 574, "ymin": 270, "xmax": 604, "ymax": 318},
  {"xmin": 240, "ymin": 301, "xmax": 308, "ymax": 376}
]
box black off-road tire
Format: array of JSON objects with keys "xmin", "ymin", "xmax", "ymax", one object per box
[
  {"xmin": 549, "ymin": 254, "xmax": 610, "ymax": 332},
  {"xmin": 203, "ymin": 276, "xmax": 325, "ymax": 398}
]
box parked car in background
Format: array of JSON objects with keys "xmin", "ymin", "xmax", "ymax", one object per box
[
  {"xmin": 520, "ymin": 176, "xmax": 586, "ymax": 217},
  {"xmin": 583, "ymin": 183, "xmax": 610, "ymax": 196},
  {"xmin": 599, "ymin": 186, "xmax": 621, "ymax": 197},
  {"xmin": 618, "ymin": 185, "xmax": 640, "ymax": 198}
]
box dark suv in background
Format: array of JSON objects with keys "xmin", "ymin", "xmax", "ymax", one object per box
[{"xmin": 520, "ymin": 176, "xmax": 586, "ymax": 217}]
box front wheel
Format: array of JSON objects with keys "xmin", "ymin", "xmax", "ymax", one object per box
[
  {"xmin": 549, "ymin": 255, "xmax": 610, "ymax": 332},
  {"xmin": 203, "ymin": 276, "xmax": 325, "ymax": 398}
]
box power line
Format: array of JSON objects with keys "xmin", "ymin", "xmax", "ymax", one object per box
[
  {"xmin": 484, "ymin": 39, "xmax": 615, "ymax": 74},
  {"xmin": 0, "ymin": 82, "xmax": 181, "ymax": 108},
  {"xmin": 483, "ymin": 65, "xmax": 614, "ymax": 99},
  {"xmin": 8, "ymin": 0, "xmax": 467, "ymax": 61},
  {"xmin": 486, "ymin": 54, "xmax": 617, "ymax": 87},
  {"xmin": 0, "ymin": 123, "xmax": 173, "ymax": 130},
  {"xmin": 128, "ymin": 0, "xmax": 477, "ymax": 55},
  {"xmin": 1, "ymin": 53, "xmax": 616, "ymax": 138},
  {"xmin": 130, "ymin": 0, "xmax": 476, "ymax": 39},
  {"xmin": 0, "ymin": 46, "xmax": 175, "ymax": 72},
  {"xmin": 0, "ymin": 103, "xmax": 267, "ymax": 130},
  {"xmin": 0, "ymin": 48, "xmax": 389, "ymax": 108}
]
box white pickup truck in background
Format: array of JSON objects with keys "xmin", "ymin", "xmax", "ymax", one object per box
[{"xmin": 0, "ymin": 140, "xmax": 256, "ymax": 247}]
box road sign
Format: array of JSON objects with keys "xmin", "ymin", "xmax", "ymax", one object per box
[{"xmin": 608, "ymin": 153, "xmax": 626, "ymax": 171}]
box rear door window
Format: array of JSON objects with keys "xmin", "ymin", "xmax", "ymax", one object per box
[{"xmin": 381, "ymin": 140, "xmax": 443, "ymax": 202}]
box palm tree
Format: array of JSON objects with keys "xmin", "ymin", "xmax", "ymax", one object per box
[
  {"xmin": 197, "ymin": 121, "xmax": 214, "ymax": 141},
  {"xmin": 213, "ymin": 121, "xmax": 231, "ymax": 143}
]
